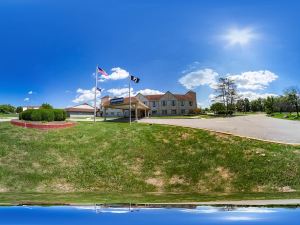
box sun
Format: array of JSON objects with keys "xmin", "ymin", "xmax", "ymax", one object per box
[{"xmin": 224, "ymin": 27, "xmax": 257, "ymax": 46}]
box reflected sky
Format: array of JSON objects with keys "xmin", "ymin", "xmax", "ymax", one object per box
[{"xmin": 0, "ymin": 206, "xmax": 299, "ymax": 225}]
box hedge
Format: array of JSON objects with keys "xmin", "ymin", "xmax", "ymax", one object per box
[{"xmin": 19, "ymin": 109, "xmax": 66, "ymax": 122}]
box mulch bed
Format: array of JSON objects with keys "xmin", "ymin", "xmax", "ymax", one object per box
[{"xmin": 11, "ymin": 119, "xmax": 76, "ymax": 130}]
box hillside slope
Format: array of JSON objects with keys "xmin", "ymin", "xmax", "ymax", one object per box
[{"xmin": 0, "ymin": 121, "xmax": 299, "ymax": 195}]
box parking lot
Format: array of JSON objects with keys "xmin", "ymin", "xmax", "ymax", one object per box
[{"xmin": 140, "ymin": 114, "xmax": 300, "ymax": 145}]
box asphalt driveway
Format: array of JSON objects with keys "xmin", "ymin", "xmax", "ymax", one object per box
[{"xmin": 139, "ymin": 114, "xmax": 300, "ymax": 145}]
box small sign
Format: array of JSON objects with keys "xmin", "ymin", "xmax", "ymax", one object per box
[{"xmin": 110, "ymin": 97, "xmax": 124, "ymax": 105}]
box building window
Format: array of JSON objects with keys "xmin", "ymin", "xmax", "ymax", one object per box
[
  {"xmin": 189, "ymin": 101, "xmax": 193, "ymax": 106},
  {"xmin": 143, "ymin": 101, "xmax": 147, "ymax": 105},
  {"xmin": 171, "ymin": 109, "xmax": 177, "ymax": 115},
  {"xmin": 171, "ymin": 100, "xmax": 176, "ymax": 106},
  {"xmin": 181, "ymin": 101, "xmax": 185, "ymax": 106},
  {"xmin": 161, "ymin": 100, "xmax": 166, "ymax": 106},
  {"xmin": 181, "ymin": 109, "xmax": 185, "ymax": 114},
  {"xmin": 152, "ymin": 110, "xmax": 157, "ymax": 115},
  {"xmin": 152, "ymin": 101, "xmax": 156, "ymax": 107},
  {"xmin": 162, "ymin": 110, "xmax": 168, "ymax": 115}
]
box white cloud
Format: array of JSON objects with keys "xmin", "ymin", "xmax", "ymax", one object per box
[
  {"xmin": 99, "ymin": 67, "xmax": 130, "ymax": 82},
  {"xmin": 228, "ymin": 70, "xmax": 278, "ymax": 90},
  {"xmin": 179, "ymin": 68, "xmax": 218, "ymax": 89},
  {"xmin": 72, "ymin": 87, "xmax": 101, "ymax": 104},
  {"xmin": 28, "ymin": 91, "xmax": 33, "ymax": 95},
  {"xmin": 238, "ymin": 91, "xmax": 278, "ymax": 101},
  {"xmin": 24, "ymin": 98, "xmax": 30, "ymax": 102},
  {"xmin": 223, "ymin": 27, "xmax": 258, "ymax": 46},
  {"xmin": 107, "ymin": 88, "xmax": 133, "ymax": 97},
  {"xmin": 136, "ymin": 89, "xmax": 163, "ymax": 95},
  {"xmin": 107, "ymin": 88, "xmax": 163, "ymax": 98}
]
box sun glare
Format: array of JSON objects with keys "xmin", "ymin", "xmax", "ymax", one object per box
[{"xmin": 224, "ymin": 27, "xmax": 257, "ymax": 46}]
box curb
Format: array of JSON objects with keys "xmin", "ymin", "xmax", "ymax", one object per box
[{"xmin": 11, "ymin": 120, "xmax": 76, "ymax": 130}]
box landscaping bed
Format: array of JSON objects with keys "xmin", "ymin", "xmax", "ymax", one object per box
[{"xmin": 11, "ymin": 119, "xmax": 76, "ymax": 130}]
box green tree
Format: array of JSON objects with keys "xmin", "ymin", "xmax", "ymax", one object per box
[
  {"xmin": 284, "ymin": 87, "xmax": 300, "ymax": 117},
  {"xmin": 214, "ymin": 77, "xmax": 238, "ymax": 115},
  {"xmin": 264, "ymin": 96, "xmax": 275, "ymax": 114},
  {"xmin": 236, "ymin": 99, "xmax": 245, "ymax": 112},
  {"xmin": 244, "ymin": 98, "xmax": 250, "ymax": 112},
  {"xmin": 0, "ymin": 104, "xmax": 15, "ymax": 114},
  {"xmin": 210, "ymin": 102, "xmax": 226, "ymax": 115},
  {"xmin": 40, "ymin": 103, "xmax": 53, "ymax": 110},
  {"xmin": 16, "ymin": 106, "xmax": 23, "ymax": 113}
]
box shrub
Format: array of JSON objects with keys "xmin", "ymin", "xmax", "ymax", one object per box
[
  {"xmin": 210, "ymin": 102, "xmax": 226, "ymax": 115},
  {"xmin": 31, "ymin": 110, "xmax": 42, "ymax": 121},
  {"xmin": 53, "ymin": 109, "xmax": 67, "ymax": 121},
  {"xmin": 19, "ymin": 109, "xmax": 64, "ymax": 121},
  {"xmin": 20, "ymin": 109, "xmax": 34, "ymax": 120},
  {"xmin": 40, "ymin": 109, "xmax": 54, "ymax": 122}
]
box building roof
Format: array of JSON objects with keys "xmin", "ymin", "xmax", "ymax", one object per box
[
  {"xmin": 65, "ymin": 103, "xmax": 98, "ymax": 112},
  {"xmin": 139, "ymin": 91, "xmax": 196, "ymax": 101},
  {"xmin": 102, "ymin": 97, "xmax": 149, "ymax": 110}
]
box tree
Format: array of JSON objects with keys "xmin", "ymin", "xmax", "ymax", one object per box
[
  {"xmin": 244, "ymin": 98, "xmax": 250, "ymax": 112},
  {"xmin": 264, "ymin": 96, "xmax": 275, "ymax": 114},
  {"xmin": 236, "ymin": 99, "xmax": 245, "ymax": 112},
  {"xmin": 210, "ymin": 102, "xmax": 226, "ymax": 115},
  {"xmin": 0, "ymin": 104, "xmax": 15, "ymax": 114},
  {"xmin": 16, "ymin": 106, "xmax": 23, "ymax": 113},
  {"xmin": 40, "ymin": 103, "xmax": 53, "ymax": 110},
  {"xmin": 192, "ymin": 108, "xmax": 202, "ymax": 115},
  {"xmin": 284, "ymin": 87, "xmax": 300, "ymax": 117},
  {"xmin": 213, "ymin": 77, "xmax": 238, "ymax": 115}
]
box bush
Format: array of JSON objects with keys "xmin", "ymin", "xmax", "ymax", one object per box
[
  {"xmin": 19, "ymin": 109, "xmax": 65, "ymax": 122},
  {"xmin": 20, "ymin": 109, "xmax": 34, "ymax": 120},
  {"xmin": 31, "ymin": 110, "xmax": 42, "ymax": 121},
  {"xmin": 40, "ymin": 109, "xmax": 54, "ymax": 122},
  {"xmin": 210, "ymin": 102, "xmax": 226, "ymax": 115},
  {"xmin": 53, "ymin": 109, "xmax": 67, "ymax": 121}
]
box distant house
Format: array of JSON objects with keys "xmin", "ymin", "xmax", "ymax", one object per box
[
  {"xmin": 65, "ymin": 103, "xmax": 98, "ymax": 118},
  {"xmin": 22, "ymin": 106, "xmax": 40, "ymax": 111}
]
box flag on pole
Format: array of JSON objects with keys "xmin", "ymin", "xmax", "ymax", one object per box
[
  {"xmin": 97, "ymin": 66, "xmax": 109, "ymax": 77},
  {"xmin": 131, "ymin": 75, "xmax": 140, "ymax": 83}
]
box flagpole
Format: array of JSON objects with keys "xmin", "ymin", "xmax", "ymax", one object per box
[
  {"xmin": 129, "ymin": 75, "xmax": 131, "ymax": 124},
  {"xmin": 93, "ymin": 65, "xmax": 98, "ymax": 123}
]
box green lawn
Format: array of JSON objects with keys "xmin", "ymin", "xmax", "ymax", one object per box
[
  {"xmin": 0, "ymin": 121, "xmax": 300, "ymax": 204},
  {"xmin": 271, "ymin": 112, "xmax": 300, "ymax": 121},
  {"xmin": 0, "ymin": 113, "xmax": 18, "ymax": 118}
]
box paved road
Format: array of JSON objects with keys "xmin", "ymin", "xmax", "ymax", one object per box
[
  {"xmin": 0, "ymin": 118, "xmax": 17, "ymax": 122},
  {"xmin": 139, "ymin": 114, "xmax": 300, "ymax": 145}
]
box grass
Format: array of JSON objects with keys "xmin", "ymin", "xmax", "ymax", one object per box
[
  {"xmin": 1, "ymin": 192, "xmax": 300, "ymax": 205},
  {"xmin": 0, "ymin": 113, "xmax": 18, "ymax": 118},
  {"xmin": 271, "ymin": 112, "xmax": 300, "ymax": 121},
  {"xmin": 0, "ymin": 121, "xmax": 300, "ymax": 204}
]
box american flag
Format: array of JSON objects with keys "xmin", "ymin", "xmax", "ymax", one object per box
[{"xmin": 97, "ymin": 66, "xmax": 109, "ymax": 77}]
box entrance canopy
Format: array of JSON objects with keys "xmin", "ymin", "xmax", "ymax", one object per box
[{"xmin": 102, "ymin": 96, "xmax": 150, "ymax": 120}]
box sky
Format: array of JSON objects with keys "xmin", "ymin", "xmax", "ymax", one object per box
[{"xmin": 0, "ymin": 0, "xmax": 300, "ymax": 108}]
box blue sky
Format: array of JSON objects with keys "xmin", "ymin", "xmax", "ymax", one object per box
[{"xmin": 0, "ymin": 0, "xmax": 299, "ymax": 108}]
